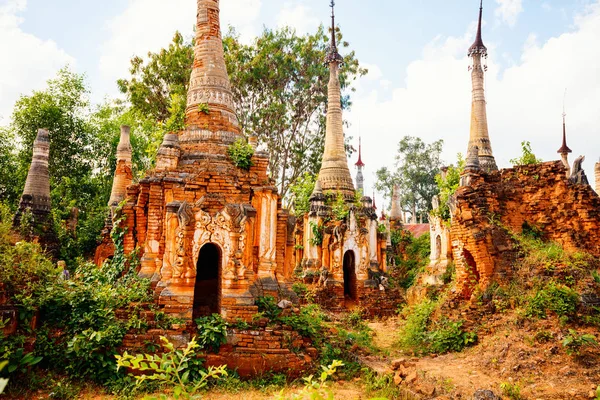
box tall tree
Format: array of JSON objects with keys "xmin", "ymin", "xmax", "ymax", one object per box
[
  {"xmin": 375, "ymin": 136, "xmax": 443, "ymax": 223},
  {"xmin": 118, "ymin": 26, "xmax": 366, "ymax": 201},
  {"xmin": 0, "ymin": 128, "xmax": 19, "ymax": 205},
  {"xmin": 6, "ymin": 69, "xmax": 117, "ymax": 261}
]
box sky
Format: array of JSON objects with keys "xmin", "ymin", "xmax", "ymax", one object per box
[{"xmin": 1, "ymin": 0, "xmax": 599, "ymax": 207}]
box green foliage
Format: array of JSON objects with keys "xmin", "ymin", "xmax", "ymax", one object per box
[
  {"xmin": 224, "ymin": 26, "xmax": 366, "ymax": 200},
  {"xmin": 525, "ymin": 282, "xmax": 579, "ymax": 320},
  {"xmin": 562, "ymin": 329, "xmax": 598, "ymax": 356},
  {"xmin": 289, "ymin": 173, "xmax": 317, "ymax": 216},
  {"xmin": 398, "ymin": 299, "xmax": 476, "ymax": 355},
  {"xmin": 397, "ymin": 300, "xmax": 437, "ymax": 353},
  {"xmin": 117, "ymin": 31, "xmax": 194, "ymax": 126},
  {"xmin": 0, "ymin": 361, "xmax": 7, "ymax": 395},
  {"xmin": 427, "ymin": 319, "xmax": 477, "ymax": 354},
  {"xmin": 330, "ymin": 192, "xmax": 350, "ymax": 221},
  {"xmin": 309, "ymin": 222, "xmax": 324, "ymax": 246},
  {"xmin": 375, "ymin": 136, "xmax": 443, "ymax": 222},
  {"xmin": 389, "ymin": 231, "xmax": 431, "ymax": 289},
  {"xmin": 500, "ymin": 382, "xmax": 524, "ymax": 400},
  {"xmin": 227, "ymin": 138, "xmax": 255, "ymax": 170},
  {"xmin": 510, "ymin": 141, "xmax": 543, "ymax": 166},
  {"xmin": 195, "ymin": 314, "xmax": 229, "ymax": 352},
  {"xmin": 116, "ymin": 336, "xmax": 228, "ymax": 400},
  {"xmin": 256, "ymin": 296, "xmax": 283, "ymax": 320},
  {"xmin": 274, "ymin": 360, "xmax": 344, "ymax": 400},
  {"xmin": 433, "ymin": 154, "xmax": 464, "ymax": 221}
]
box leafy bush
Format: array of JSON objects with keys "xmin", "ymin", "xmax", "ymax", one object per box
[
  {"xmin": 289, "ymin": 173, "xmax": 316, "ymax": 216},
  {"xmin": 227, "ymin": 138, "xmax": 254, "ymax": 170},
  {"xmin": 562, "ymin": 329, "xmax": 598, "ymax": 356},
  {"xmin": 397, "ymin": 300, "xmax": 436, "ymax": 353},
  {"xmin": 510, "ymin": 141, "xmax": 542, "ymax": 166},
  {"xmin": 195, "ymin": 314, "xmax": 228, "ymax": 352},
  {"xmin": 526, "ymin": 282, "xmax": 579, "ymax": 320},
  {"xmin": 428, "ymin": 319, "xmax": 477, "ymax": 354},
  {"xmin": 116, "ymin": 336, "xmax": 227, "ymax": 400},
  {"xmin": 255, "ymin": 296, "xmax": 282, "ymax": 320}
]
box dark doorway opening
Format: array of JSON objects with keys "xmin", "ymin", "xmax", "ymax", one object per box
[
  {"xmin": 343, "ymin": 251, "xmax": 357, "ymax": 302},
  {"xmin": 461, "ymin": 249, "xmax": 480, "ymax": 300},
  {"xmin": 193, "ymin": 243, "xmax": 221, "ymax": 319}
]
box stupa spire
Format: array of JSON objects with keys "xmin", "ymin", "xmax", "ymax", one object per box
[
  {"xmin": 467, "ymin": 0, "xmax": 497, "ymax": 172},
  {"xmin": 108, "ymin": 126, "xmax": 133, "ymax": 207},
  {"xmin": 182, "ymin": 0, "xmax": 241, "ymax": 160},
  {"xmin": 355, "ymin": 137, "xmax": 365, "ymax": 191},
  {"xmin": 595, "ymin": 160, "xmax": 600, "ymax": 195},
  {"xmin": 318, "ymin": 0, "xmax": 355, "ymax": 198},
  {"xmin": 14, "ymin": 129, "xmax": 52, "ymax": 225}
]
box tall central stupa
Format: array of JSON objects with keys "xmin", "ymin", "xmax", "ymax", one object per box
[{"xmin": 316, "ymin": 1, "xmax": 355, "ymax": 199}]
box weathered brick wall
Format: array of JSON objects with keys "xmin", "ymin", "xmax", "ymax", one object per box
[
  {"xmin": 451, "ymin": 161, "xmax": 600, "ymax": 298},
  {"xmin": 309, "ymin": 282, "xmax": 403, "ymax": 317},
  {"xmin": 118, "ymin": 305, "xmax": 314, "ymax": 378}
]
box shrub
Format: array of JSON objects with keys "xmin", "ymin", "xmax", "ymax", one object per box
[
  {"xmin": 116, "ymin": 336, "xmax": 227, "ymax": 400},
  {"xmin": 526, "ymin": 282, "xmax": 579, "ymax": 320},
  {"xmin": 255, "ymin": 296, "xmax": 282, "ymax": 320},
  {"xmin": 227, "ymin": 138, "xmax": 254, "ymax": 170},
  {"xmin": 195, "ymin": 314, "xmax": 228, "ymax": 352},
  {"xmin": 562, "ymin": 329, "xmax": 598, "ymax": 356},
  {"xmin": 397, "ymin": 300, "xmax": 436, "ymax": 353},
  {"xmin": 428, "ymin": 319, "xmax": 477, "ymax": 354}
]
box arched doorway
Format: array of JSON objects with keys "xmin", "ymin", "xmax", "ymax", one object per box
[
  {"xmin": 461, "ymin": 249, "xmax": 480, "ymax": 300},
  {"xmin": 343, "ymin": 251, "xmax": 357, "ymax": 302},
  {"xmin": 193, "ymin": 243, "xmax": 221, "ymax": 319}
]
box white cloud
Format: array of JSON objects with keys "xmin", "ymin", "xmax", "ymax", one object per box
[
  {"xmin": 495, "ymin": 0, "xmax": 524, "ymax": 27},
  {"xmin": 99, "ymin": 0, "xmax": 262, "ymax": 96},
  {"xmin": 0, "ymin": 0, "xmax": 74, "ymax": 125},
  {"xmin": 276, "ymin": 2, "xmax": 319, "ymax": 35},
  {"xmin": 348, "ymin": 1, "xmax": 600, "ymax": 196}
]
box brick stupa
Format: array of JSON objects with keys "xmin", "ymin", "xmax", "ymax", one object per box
[
  {"xmin": 97, "ymin": 0, "xmax": 294, "ymax": 321},
  {"xmin": 467, "ymin": 1, "xmax": 498, "ymax": 173}
]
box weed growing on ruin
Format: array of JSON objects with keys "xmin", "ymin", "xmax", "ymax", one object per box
[
  {"xmin": 562, "ymin": 329, "xmax": 599, "ymax": 356},
  {"xmin": 195, "ymin": 314, "xmax": 228, "ymax": 352},
  {"xmin": 116, "ymin": 336, "xmax": 228, "ymax": 400},
  {"xmin": 525, "ymin": 282, "xmax": 579, "ymax": 320},
  {"xmin": 500, "ymin": 381, "xmax": 524, "ymax": 400},
  {"xmin": 309, "ymin": 222, "xmax": 324, "ymax": 246},
  {"xmin": 510, "ymin": 141, "xmax": 543, "ymax": 166},
  {"xmin": 227, "ymin": 138, "xmax": 255, "ymax": 170}
]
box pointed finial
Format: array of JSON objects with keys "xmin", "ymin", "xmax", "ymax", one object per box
[
  {"xmin": 469, "ymin": 0, "xmax": 487, "ymax": 57},
  {"xmin": 325, "ymin": 0, "xmax": 343, "ymax": 64},
  {"xmin": 355, "ymin": 136, "xmax": 365, "ymax": 167},
  {"xmin": 558, "ymin": 90, "xmax": 572, "ymax": 155}
]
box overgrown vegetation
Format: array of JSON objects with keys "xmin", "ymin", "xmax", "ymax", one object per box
[
  {"xmin": 509, "ymin": 141, "xmax": 543, "ymax": 166},
  {"xmin": 227, "ymin": 137, "xmax": 255, "ymax": 170},
  {"xmin": 388, "ymin": 230, "xmax": 431, "ymax": 289},
  {"xmin": 116, "ymin": 336, "xmax": 228, "ymax": 399},
  {"xmin": 397, "ymin": 298, "xmax": 477, "ymax": 355}
]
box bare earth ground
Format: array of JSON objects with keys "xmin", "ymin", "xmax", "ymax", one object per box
[{"xmin": 366, "ymin": 316, "xmax": 600, "ymax": 400}]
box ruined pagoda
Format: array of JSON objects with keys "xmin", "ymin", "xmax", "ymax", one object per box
[
  {"xmin": 14, "ymin": 129, "xmax": 52, "ymax": 227},
  {"xmin": 354, "ymin": 137, "xmax": 365, "ymax": 191},
  {"xmin": 317, "ymin": 0, "xmax": 355, "ymax": 199},
  {"xmin": 467, "ymin": 0, "xmax": 498, "ymax": 173},
  {"xmin": 97, "ymin": 0, "xmax": 295, "ymax": 322}
]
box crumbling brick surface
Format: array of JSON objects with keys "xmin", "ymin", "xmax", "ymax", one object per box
[{"xmin": 451, "ymin": 161, "xmax": 600, "ymax": 297}]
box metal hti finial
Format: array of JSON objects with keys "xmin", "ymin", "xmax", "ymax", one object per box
[{"xmin": 325, "ymin": 0, "xmax": 343, "ymax": 65}]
